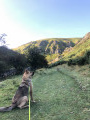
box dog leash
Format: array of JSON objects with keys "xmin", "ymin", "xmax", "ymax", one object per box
[{"xmin": 29, "ymin": 86, "xmax": 30, "ymax": 120}]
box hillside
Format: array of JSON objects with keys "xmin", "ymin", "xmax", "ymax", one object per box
[
  {"xmin": 62, "ymin": 32, "xmax": 90, "ymax": 60},
  {"xmin": 0, "ymin": 46, "xmax": 17, "ymax": 61},
  {"xmin": 13, "ymin": 38, "xmax": 81, "ymax": 62},
  {"xmin": 13, "ymin": 32, "xmax": 90, "ymax": 63},
  {"xmin": 0, "ymin": 46, "xmax": 27, "ymax": 75}
]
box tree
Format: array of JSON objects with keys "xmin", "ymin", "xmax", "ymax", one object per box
[
  {"xmin": 26, "ymin": 47, "xmax": 48, "ymax": 70},
  {"xmin": 0, "ymin": 61, "xmax": 8, "ymax": 74},
  {"xmin": 0, "ymin": 45, "xmax": 27, "ymax": 74},
  {"xmin": 9, "ymin": 53, "xmax": 27, "ymax": 74},
  {"xmin": 0, "ymin": 33, "xmax": 7, "ymax": 46}
]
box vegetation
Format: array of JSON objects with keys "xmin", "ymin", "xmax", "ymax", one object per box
[
  {"xmin": 67, "ymin": 50, "xmax": 90, "ymax": 66},
  {"xmin": 48, "ymin": 50, "xmax": 90, "ymax": 68},
  {"xmin": 0, "ymin": 32, "xmax": 90, "ymax": 120},
  {"xmin": 62, "ymin": 37, "xmax": 90, "ymax": 61},
  {"xmin": 48, "ymin": 60, "xmax": 67, "ymax": 68},
  {"xmin": 1, "ymin": 32, "xmax": 90, "ymax": 75},
  {"xmin": 0, "ymin": 64, "xmax": 90, "ymax": 120},
  {"xmin": 8, "ymin": 53, "xmax": 27, "ymax": 74},
  {"xmin": 26, "ymin": 47, "xmax": 48, "ymax": 70},
  {"xmin": 0, "ymin": 46, "xmax": 48, "ymax": 75},
  {"xmin": 0, "ymin": 33, "xmax": 7, "ymax": 46},
  {"xmin": 46, "ymin": 54, "xmax": 60, "ymax": 63},
  {"xmin": 0, "ymin": 46, "xmax": 27, "ymax": 75},
  {"xmin": 13, "ymin": 32, "xmax": 90, "ymax": 65},
  {"xmin": 13, "ymin": 38, "xmax": 81, "ymax": 62}
]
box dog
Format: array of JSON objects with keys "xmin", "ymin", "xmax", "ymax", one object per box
[{"xmin": 0, "ymin": 69, "xmax": 35, "ymax": 112}]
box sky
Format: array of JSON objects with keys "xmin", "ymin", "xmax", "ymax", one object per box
[{"xmin": 0, "ymin": 0, "xmax": 90, "ymax": 48}]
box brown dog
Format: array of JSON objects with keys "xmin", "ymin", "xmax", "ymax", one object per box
[{"xmin": 0, "ymin": 69, "xmax": 35, "ymax": 112}]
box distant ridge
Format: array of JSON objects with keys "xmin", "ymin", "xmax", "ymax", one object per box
[
  {"xmin": 82, "ymin": 32, "xmax": 90, "ymax": 40},
  {"xmin": 62, "ymin": 32, "xmax": 90, "ymax": 60},
  {"xmin": 13, "ymin": 32, "xmax": 90, "ymax": 63},
  {"xmin": 14, "ymin": 38, "xmax": 81, "ymax": 54}
]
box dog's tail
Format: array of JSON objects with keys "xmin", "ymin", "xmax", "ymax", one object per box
[{"xmin": 0, "ymin": 105, "xmax": 15, "ymax": 112}]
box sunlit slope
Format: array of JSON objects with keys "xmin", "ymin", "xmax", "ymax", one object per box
[
  {"xmin": 62, "ymin": 33, "xmax": 90, "ymax": 60},
  {"xmin": 13, "ymin": 38, "xmax": 81, "ymax": 54},
  {"xmin": 13, "ymin": 38, "xmax": 81, "ymax": 63}
]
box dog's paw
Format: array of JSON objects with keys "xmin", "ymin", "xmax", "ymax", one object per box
[{"xmin": 31, "ymin": 100, "xmax": 36, "ymax": 103}]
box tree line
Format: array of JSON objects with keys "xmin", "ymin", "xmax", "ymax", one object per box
[
  {"xmin": 0, "ymin": 46, "xmax": 48, "ymax": 76},
  {"xmin": 0, "ymin": 34, "xmax": 48, "ymax": 76}
]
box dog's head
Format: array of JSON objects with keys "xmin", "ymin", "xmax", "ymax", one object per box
[
  {"xmin": 22, "ymin": 68, "xmax": 34, "ymax": 82},
  {"xmin": 22, "ymin": 68, "xmax": 34, "ymax": 85},
  {"xmin": 22, "ymin": 69, "xmax": 34, "ymax": 82}
]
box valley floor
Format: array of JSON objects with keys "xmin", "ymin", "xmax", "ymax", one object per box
[{"xmin": 0, "ymin": 64, "xmax": 90, "ymax": 120}]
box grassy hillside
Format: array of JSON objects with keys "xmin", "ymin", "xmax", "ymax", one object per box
[
  {"xmin": 13, "ymin": 32, "xmax": 90, "ymax": 64},
  {"xmin": 62, "ymin": 38, "xmax": 90, "ymax": 60},
  {"xmin": 13, "ymin": 38, "xmax": 81, "ymax": 62},
  {"xmin": 0, "ymin": 65, "xmax": 90, "ymax": 120},
  {"xmin": 13, "ymin": 38, "xmax": 81, "ymax": 53}
]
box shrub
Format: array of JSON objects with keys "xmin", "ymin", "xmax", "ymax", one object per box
[
  {"xmin": 26, "ymin": 47, "xmax": 48, "ymax": 70},
  {"xmin": 0, "ymin": 61, "xmax": 8, "ymax": 74},
  {"xmin": 0, "ymin": 46, "xmax": 27, "ymax": 75},
  {"xmin": 9, "ymin": 54, "xmax": 27, "ymax": 74},
  {"xmin": 67, "ymin": 50, "xmax": 90, "ymax": 66},
  {"xmin": 48, "ymin": 60, "xmax": 66, "ymax": 68},
  {"xmin": 67, "ymin": 59, "xmax": 73, "ymax": 66}
]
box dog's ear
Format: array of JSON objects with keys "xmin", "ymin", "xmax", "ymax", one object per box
[
  {"xmin": 32, "ymin": 72, "xmax": 34, "ymax": 76},
  {"xmin": 25, "ymin": 69, "xmax": 29, "ymax": 74}
]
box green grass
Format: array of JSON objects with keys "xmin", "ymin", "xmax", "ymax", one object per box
[
  {"xmin": 62, "ymin": 38, "xmax": 90, "ymax": 60},
  {"xmin": 46, "ymin": 54, "xmax": 59, "ymax": 63},
  {"xmin": 0, "ymin": 75, "xmax": 30, "ymax": 120},
  {"xmin": 0, "ymin": 65, "xmax": 90, "ymax": 120}
]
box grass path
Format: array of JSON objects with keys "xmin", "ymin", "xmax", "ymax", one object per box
[
  {"xmin": 31, "ymin": 65, "xmax": 90, "ymax": 120},
  {"xmin": 0, "ymin": 65, "xmax": 90, "ymax": 120}
]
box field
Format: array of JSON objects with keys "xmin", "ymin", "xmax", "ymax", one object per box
[{"xmin": 0, "ymin": 64, "xmax": 90, "ymax": 120}]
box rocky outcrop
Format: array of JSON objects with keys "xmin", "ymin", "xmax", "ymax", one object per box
[
  {"xmin": 82, "ymin": 32, "xmax": 90, "ymax": 40},
  {"xmin": 77, "ymin": 32, "xmax": 90, "ymax": 45},
  {"xmin": 39, "ymin": 40, "xmax": 48, "ymax": 47},
  {"xmin": 38, "ymin": 40, "xmax": 75, "ymax": 54}
]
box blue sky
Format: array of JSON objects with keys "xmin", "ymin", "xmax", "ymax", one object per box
[{"xmin": 0, "ymin": 0, "xmax": 90, "ymax": 48}]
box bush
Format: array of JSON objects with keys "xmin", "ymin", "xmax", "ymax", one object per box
[
  {"xmin": 67, "ymin": 59, "xmax": 73, "ymax": 66},
  {"xmin": 8, "ymin": 54, "xmax": 27, "ymax": 74},
  {"xmin": 84, "ymin": 51, "xmax": 90, "ymax": 64},
  {"xmin": 48, "ymin": 60, "xmax": 66, "ymax": 68},
  {"xmin": 0, "ymin": 46, "xmax": 27, "ymax": 75},
  {"xmin": 0, "ymin": 61, "xmax": 8, "ymax": 74},
  {"xmin": 26, "ymin": 47, "xmax": 48, "ymax": 70},
  {"xmin": 67, "ymin": 50, "xmax": 90, "ymax": 66}
]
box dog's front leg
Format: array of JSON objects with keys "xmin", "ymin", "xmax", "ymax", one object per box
[{"xmin": 30, "ymin": 83, "xmax": 35, "ymax": 102}]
